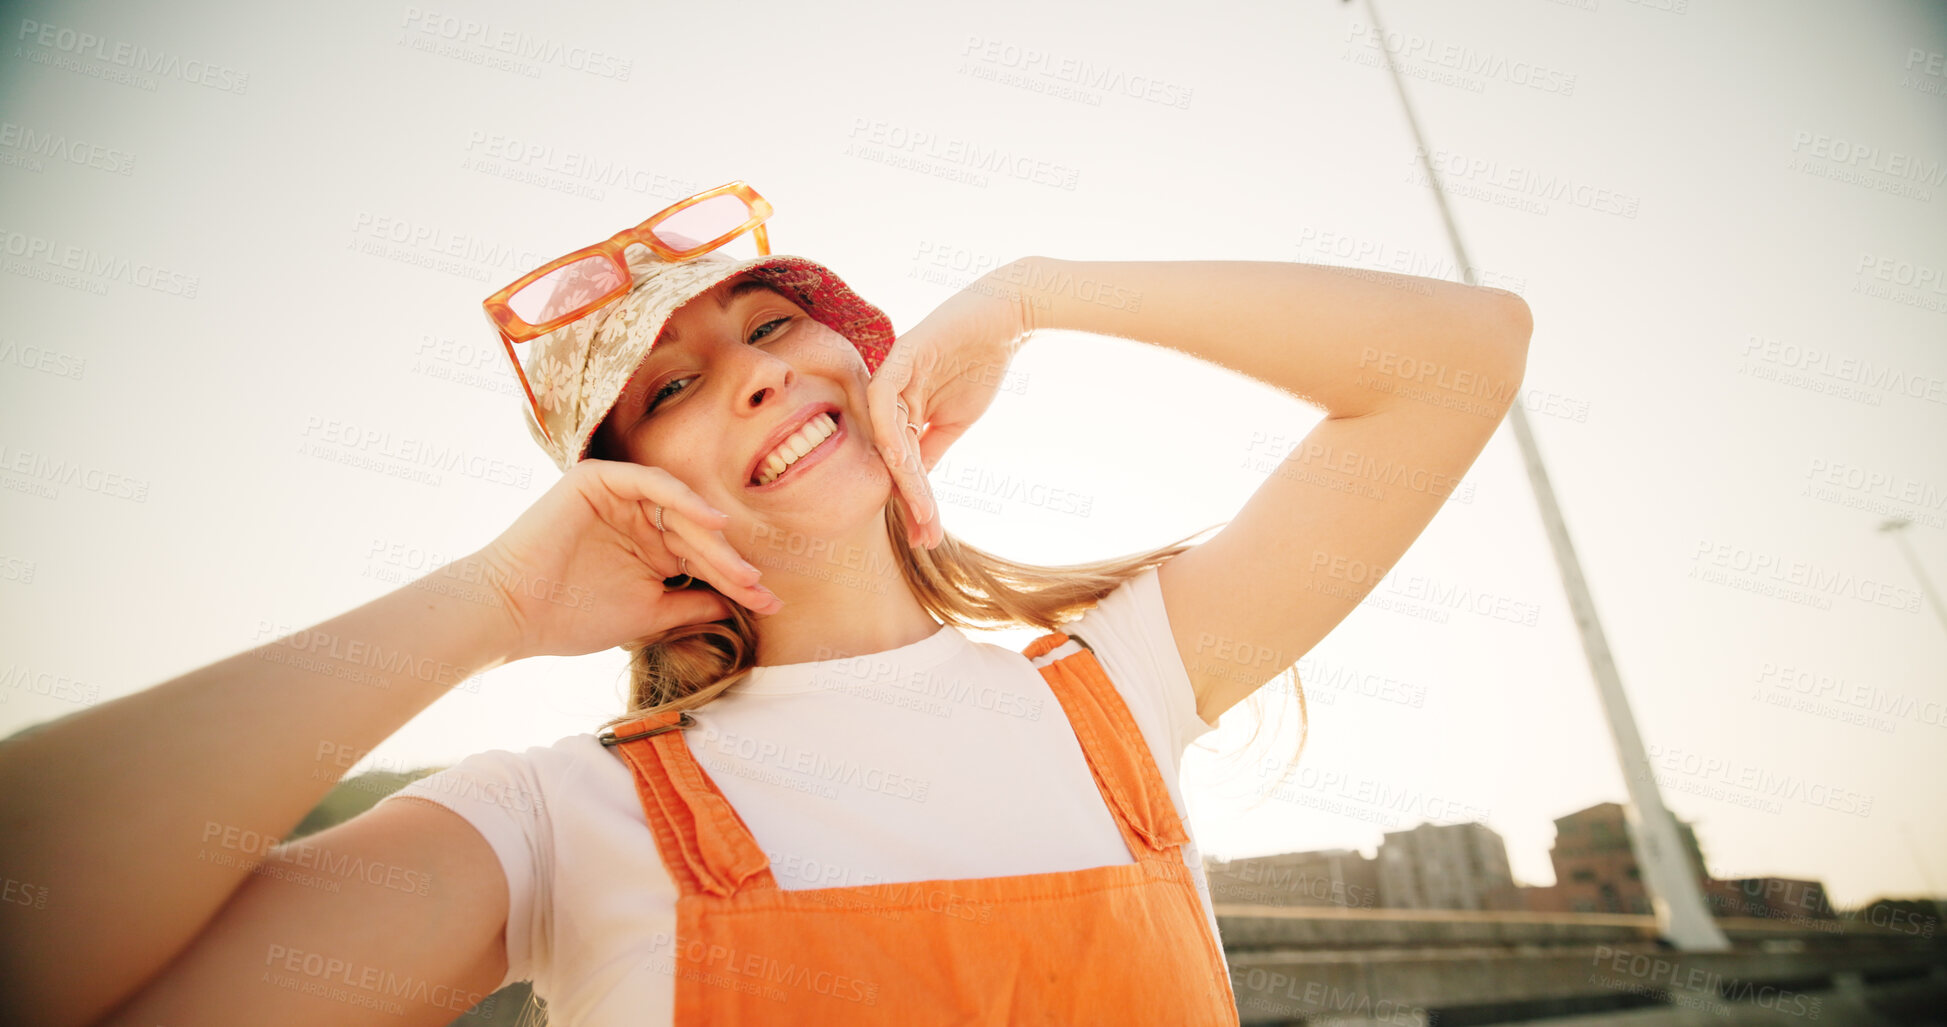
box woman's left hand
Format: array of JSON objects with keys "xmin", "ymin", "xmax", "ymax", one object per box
[{"xmin": 867, "ymin": 269, "xmax": 1036, "ymax": 549}]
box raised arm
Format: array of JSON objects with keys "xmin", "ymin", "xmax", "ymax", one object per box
[
  {"xmin": 994, "ymin": 256, "xmax": 1532, "ymax": 723},
  {"xmin": 0, "ymin": 554, "xmax": 517, "ymax": 1026},
  {"xmin": 0, "ymin": 457, "xmax": 776, "ymax": 1026}
]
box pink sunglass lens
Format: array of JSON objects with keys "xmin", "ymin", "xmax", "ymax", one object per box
[
  {"xmin": 651, "ymin": 194, "xmax": 754, "ymax": 253},
  {"xmin": 509, "ymin": 256, "xmax": 627, "ymax": 326}
]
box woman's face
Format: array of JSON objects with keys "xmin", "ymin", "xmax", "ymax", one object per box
[{"xmin": 590, "ymin": 274, "xmax": 896, "ymax": 553}]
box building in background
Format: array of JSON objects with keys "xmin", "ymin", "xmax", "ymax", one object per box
[
  {"xmin": 1521, "ymin": 802, "xmax": 1710, "ymax": 914},
  {"xmin": 1203, "ymin": 802, "xmax": 1862, "ymax": 926},
  {"xmin": 1205, "ymin": 847, "xmax": 1381, "ymax": 909},
  {"xmin": 1376, "ymin": 821, "xmax": 1516, "ymax": 910},
  {"xmin": 1701, "ymin": 877, "xmax": 1840, "ymax": 924}
]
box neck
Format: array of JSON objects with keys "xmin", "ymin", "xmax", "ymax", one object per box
[{"xmin": 742, "ymin": 510, "xmax": 939, "ymax": 666}]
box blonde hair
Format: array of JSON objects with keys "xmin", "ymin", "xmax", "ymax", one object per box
[
  {"xmin": 587, "ymin": 475, "xmax": 1216, "ymax": 728},
  {"xmin": 585, "ymin": 473, "xmax": 1307, "ymax": 769}
]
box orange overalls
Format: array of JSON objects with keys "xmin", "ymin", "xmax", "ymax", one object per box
[{"xmin": 599, "ymin": 630, "xmax": 1241, "ymax": 1024}]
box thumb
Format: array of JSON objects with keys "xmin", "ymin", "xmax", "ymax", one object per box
[
  {"xmin": 663, "ymin": 587, "xmax": 738, "ymax": 627},
  {"xmin": 916, "ymin": 423, "xmax": 966, "ymax": 473}
]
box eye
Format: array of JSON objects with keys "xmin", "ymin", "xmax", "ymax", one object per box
[
  {"xmin": 748, "ymin": 315, "xmax": 792, "ymax": 344},
  {"xmin": 641, "ymin": 317, "xmax": 795, "ymax": 415}
]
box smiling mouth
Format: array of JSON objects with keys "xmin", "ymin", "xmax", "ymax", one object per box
[{"xmin": 748, "ymin": 411, "xmax": 843, "ymax": 488}]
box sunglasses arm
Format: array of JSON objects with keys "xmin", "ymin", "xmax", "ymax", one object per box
[{"xmin": 494, "ymin": 323, "xmax": 557, "ymax": 447}]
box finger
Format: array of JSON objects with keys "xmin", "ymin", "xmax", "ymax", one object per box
[
  {"xmin": 896, "ymin": 389, "xmax": 939, "ymax": 528},
  {"xmin": 659, "ymin": 587, "xmax": 736, "ymax": 627},
  {"xmin": 881, "ymin": 415, "xmax": 933, "ymax": 538},
  {"xmin": 596, "ymin": 460, "xmax": 731, "ymax": 529},
  {"xmin": 865, "ymin": 357, "xmax": 915, "ymax": 472},
  {"xmin": 870, "ymin": 394, "xmax": 931, "ymax": 537},
  {"xmin": 590, "ymin": 463, "xmax": 770, "ymax": 605},
  {"xmin": 597, "ymin": 461, "xmax": 759, "ymax": 589},
  {"xmin": 904, "ymin": 419, "xmax": 947, "ymax": 550},
  {"xmin": 913, "ymin": 420, "xmax": 966, "ymax": 475},
  {"xmin": 663, "ymin": 532, "xmax": 781, "ymax": 612},
  {"xmin": 654, "ymin": 503, "xmax": 761, "ymax": 588},
  {"xmin": 660, "ymin": 513, "xmax": 781, "ymax": 612}
]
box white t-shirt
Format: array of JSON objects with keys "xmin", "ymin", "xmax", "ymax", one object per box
[{"xmin": 378, "ymin": 565, "xmax": 1223, "ymax": 1024}]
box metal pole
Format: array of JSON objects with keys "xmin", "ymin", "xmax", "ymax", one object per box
[
  {"xmin": 1357, "ymin": 0, "xmax": 1730, "ymax": 950},
  {"xmin": 1877, "ymin": 518, "xmax": 1947, "ymax": 636}
]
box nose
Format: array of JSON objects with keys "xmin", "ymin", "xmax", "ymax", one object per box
[{"xmin": 737, "ymin": 350, "xmax": 795, "ymax": 415}]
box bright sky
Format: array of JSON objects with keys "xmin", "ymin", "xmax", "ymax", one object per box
[{"xmin": 2, "ymin": 0, "xmax": 1942, "ymax": 911}]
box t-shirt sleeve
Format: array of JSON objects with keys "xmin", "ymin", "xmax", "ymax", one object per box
[
  {"xmin": 1062, "ymin": 563, "xmax": 1219, "ymax": 762},
  {"xmin": 375, "ymin": 747, "xmax": 550, "ymax": 992}
]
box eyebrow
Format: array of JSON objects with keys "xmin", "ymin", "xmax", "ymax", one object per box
[{"xmin": 657, "ymin": 278, "xmax": 786, "ymax": 349}]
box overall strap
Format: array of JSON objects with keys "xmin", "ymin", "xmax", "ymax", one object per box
[
  {"xmin": 602, "ymin": 709, "xmax": 776, "ymax": 899},
  {"xmin": 1023, "ymin": 631, "xmax": 1193, "ymax": 859}
]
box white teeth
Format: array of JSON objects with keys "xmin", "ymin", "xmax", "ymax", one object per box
[{"xmin": 754, "ymin": 413, "xmax": 836, "ymax": 485}]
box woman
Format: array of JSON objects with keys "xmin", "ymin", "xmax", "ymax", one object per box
[{"xmin": 0, "ymin": 182, "xmax": 1532, "ymax": 1026}]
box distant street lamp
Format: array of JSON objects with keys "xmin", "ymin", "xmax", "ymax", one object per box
[{"xmin": 1877, "ymin": 518, "xmax": 1947, "ymax": 636}]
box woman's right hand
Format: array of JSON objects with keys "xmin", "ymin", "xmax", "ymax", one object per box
[{"xmin": 470, "ymin": 459, "xmax": 783, "ymax": 661}]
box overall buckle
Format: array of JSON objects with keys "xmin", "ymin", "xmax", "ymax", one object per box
[{"xmin": 598, "ymin": 710, "xmax": 696, "ymax": 747}]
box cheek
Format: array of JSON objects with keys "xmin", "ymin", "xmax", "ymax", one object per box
[{"xmin": 794, "ymin": 326, "xmax": 867, "ymax": 378}]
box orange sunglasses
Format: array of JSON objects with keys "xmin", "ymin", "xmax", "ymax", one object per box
[{"xmin": 481, "ymin": 181, "xmax": 776, "ymax": 446}]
